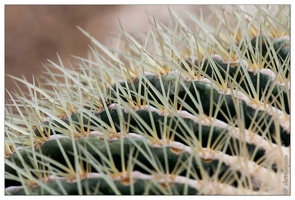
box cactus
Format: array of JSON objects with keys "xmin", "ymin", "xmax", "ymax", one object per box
[{"xmin": 5, "ymin": 5, "xmax": 290, "ymax": 195}]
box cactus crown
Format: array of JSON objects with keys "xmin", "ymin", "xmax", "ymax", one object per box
[{"xmin": 5, "ymin": 5, "xmax": 290, "ymax": 195}]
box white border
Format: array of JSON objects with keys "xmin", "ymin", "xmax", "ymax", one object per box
[{"xmin": 1, "ymin": 1, "xmax": 294, "ymax": 199}]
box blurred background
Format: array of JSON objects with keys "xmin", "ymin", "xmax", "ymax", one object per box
[
  {"xmin": 5, "ymin": 5, "xmax": 284, "ymax": 102},
  {"xmin": 5, "ymin": 5, "xmax": 197, "ymax": 101}
]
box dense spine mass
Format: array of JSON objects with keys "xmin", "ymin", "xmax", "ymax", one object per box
[{"xmin": 5, "ymin": 6, "xmax": 290, "ymax": 195}]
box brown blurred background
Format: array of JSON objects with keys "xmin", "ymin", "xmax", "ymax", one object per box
[
  {"xmin": 5, "ymin": 5, "xmax": 197, "ymax": 101},
  {"xmin": 4, "ymin": 5, "xmax": 279, "ymax": 102}
]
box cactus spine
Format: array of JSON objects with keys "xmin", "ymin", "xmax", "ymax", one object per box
[{"xmin": 5, "ymin": 5, "xmax": 290, "ymax": 195}]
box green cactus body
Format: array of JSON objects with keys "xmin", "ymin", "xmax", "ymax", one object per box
[
  {"xmin": 5, "ymin": 133, "xmax": 283, "ymax": 195},
  {"xmin": 5, "ymin": 5, "xmax": 290, "ymax": 195}
]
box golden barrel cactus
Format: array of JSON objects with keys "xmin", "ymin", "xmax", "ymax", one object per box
[{"xmin": 5, "ymin": 5, "xmax": 290, "ymax": 195}]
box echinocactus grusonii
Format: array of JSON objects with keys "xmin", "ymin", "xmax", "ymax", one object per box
[{"xmin": 5, "ymin": 5, "xmax": 290, "ymax": 195}]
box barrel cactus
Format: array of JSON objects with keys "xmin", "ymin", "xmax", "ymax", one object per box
[{"xmin": 5, "ymin": 5, "xmax": 290, "ymax": 195}]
